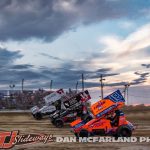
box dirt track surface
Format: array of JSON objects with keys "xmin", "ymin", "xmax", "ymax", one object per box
[{"xmin": 0, "ymin": 112, "xmax": 150, "ymax": 150}]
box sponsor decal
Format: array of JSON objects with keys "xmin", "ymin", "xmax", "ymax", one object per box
[
  {"xmin": 104, "ymin": 90, "xmax": 125, "ymax": 102},
  {"xmin": 44, "ymin": 89, "xmax": 64, "ymax": 105},
  {"xmin": 94, "ymin": 101, "xmax": 105, "ymax": 110},
  {"xmin": 96, "ymin": 104, "xmax": 118, "ymax": 118},
  {"xmin": 90, "ymin": 121, "xmax": 104, "ymax": 128},
  {"xmin": 72, "ymin": 121, "xmax": 85, "ymax": 129}
]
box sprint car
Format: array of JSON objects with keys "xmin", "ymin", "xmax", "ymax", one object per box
[
  {"xmin": 70, "ymin": 90, "xmax": 134, "ymax": 138},
  {"xmin": 50, "ymin": 90, "xmax": 92, "ymax": 127}
]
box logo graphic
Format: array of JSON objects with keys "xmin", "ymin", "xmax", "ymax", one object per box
[{"xmin": 0, "ymin": 130, "xmax": 54, "ymax": 149}]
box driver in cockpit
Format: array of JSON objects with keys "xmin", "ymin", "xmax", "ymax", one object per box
[{"xmin": 107, "ymin": 110, "xmax": 124, "ymax": 126}]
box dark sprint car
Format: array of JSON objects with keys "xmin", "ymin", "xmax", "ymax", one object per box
[{"xmin": 50, "ymin": 90, "xmax": 92, "ymax": 128}]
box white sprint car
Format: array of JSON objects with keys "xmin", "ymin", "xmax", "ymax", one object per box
[
  {"xmin": 31, "ymin": 105, "xmax": 56, "ymax": 120},
  {"xmin": 31, "ymin": 89, "xmax": 65, "ymax": 120}
]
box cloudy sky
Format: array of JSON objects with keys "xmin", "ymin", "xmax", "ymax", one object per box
[{"xmin": 0, "ymin": 0, "xmax": 150, "ymax": 104}]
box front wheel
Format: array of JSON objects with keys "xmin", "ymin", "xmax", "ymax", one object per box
[
  {"xmin": 34, "ymin": 112, "xmax": 42, "ymax": 120},
  {"xmin": 53, "ymin": 119, "xmax": 64, "ymax": 128},
  {"xmin": 116, "ymin": 125, "xmax": 132, "ymax": 137},
  {"xmin": 79, "ymin": 129, "xmax": 89, "ymax": 137},
  {"xmin": 74, "ymin": 133, "xmax": 79, "ymax": 139}
]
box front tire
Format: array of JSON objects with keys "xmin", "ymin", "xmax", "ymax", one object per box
[
  {"xmin": 79, "ymin": 129, "xmax": 89, "ymax": 137},
  {"xmin": 74, "ymin": 133, "xmax": 79, "ymax": 139},
  {"xmin": 116, "ymin": 125, "xmax": 132, "ymax": 137},
  {"xmin": 53, "ymin": 119, "xmax": 64, "ymax": 128},
  {"xmin": 34, "ymin": 112, "xmax": 42, "ymax": 120}
]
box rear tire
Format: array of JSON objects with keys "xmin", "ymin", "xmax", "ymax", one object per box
[
  {"xmin": 116, "ymin": 125, "xmax": 132, "ymax": 137},
  {"xmin": 54, "ymin": 119, "xmax": 64, "ymax": 128},
  {"xmin": 51, "ymin": 119, "xmax": 55, "ymax": 125},
  {"xmin": 79, "ymin": 129, "xmax": 89, "ymax": 137}
]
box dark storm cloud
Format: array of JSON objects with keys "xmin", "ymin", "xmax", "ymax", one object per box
[
  {"xmin": 0, "ymin": 66, "xmax": 112, "ymax": 89},
  {"xmin": 38, "ymin": 62, "xmax": 119, "ymax": 89},
  {"xmin": 103, "ymin": 71, "xmax": 150, "ymax": 87},
  {"xmin": 16, "ymin": 70, "xmax": 47, "ymax": 80},
  {"xmin": 132, "ymin": 78, "xmax": 146, "ymax": 83},
  {"xmin": 0, "ymin": 0, "xmax": 148, "ymax": 41},
  {"xmin": 86, "ymin": 69, "xmax": 119, "ymax": 79},
  {"xmin": 39, "ymin": 53, "xmax": 63, "ymax": 61},
  {"xmin": 10, "ymin": 64, "xmax": 34, "ymax": 70},
  {"xmin": 0, "ymin": 47, "xmax": 119, "ymax": 89},
  {"xmin": 134, "ymin": 72, "xmax": 149, "ymax": 78},
  {"xmin": 132, "ymin": 72, "xmax": 149, "ymax": 85},
  {"xmin": 36, "ymin": 58, "xmax": 119, "ymax": 89},
  {"xmin": 40, "ymin": 60, "xmax": 117, "ymax": 82},
  {"xmin": 141, "ymin": 64, "xmax": 150, "ymax": 68},
  {"xmin": 106, "ymin": 81, "xmax": 127, "ymax": 87},
  {"xmin": 105, "ymin": 79, "xmax": 145, "ymax": 87},
  {"xmin": 0, "ymin": 48, "xmax": 47, "ymax": 86},
  {"xmin": 0, "ymin": 69, "xmax": 49, "ymax": 86},
  {"xmin": 0, "ymin": 48, "xmax": 23, "ymax": 66}
]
